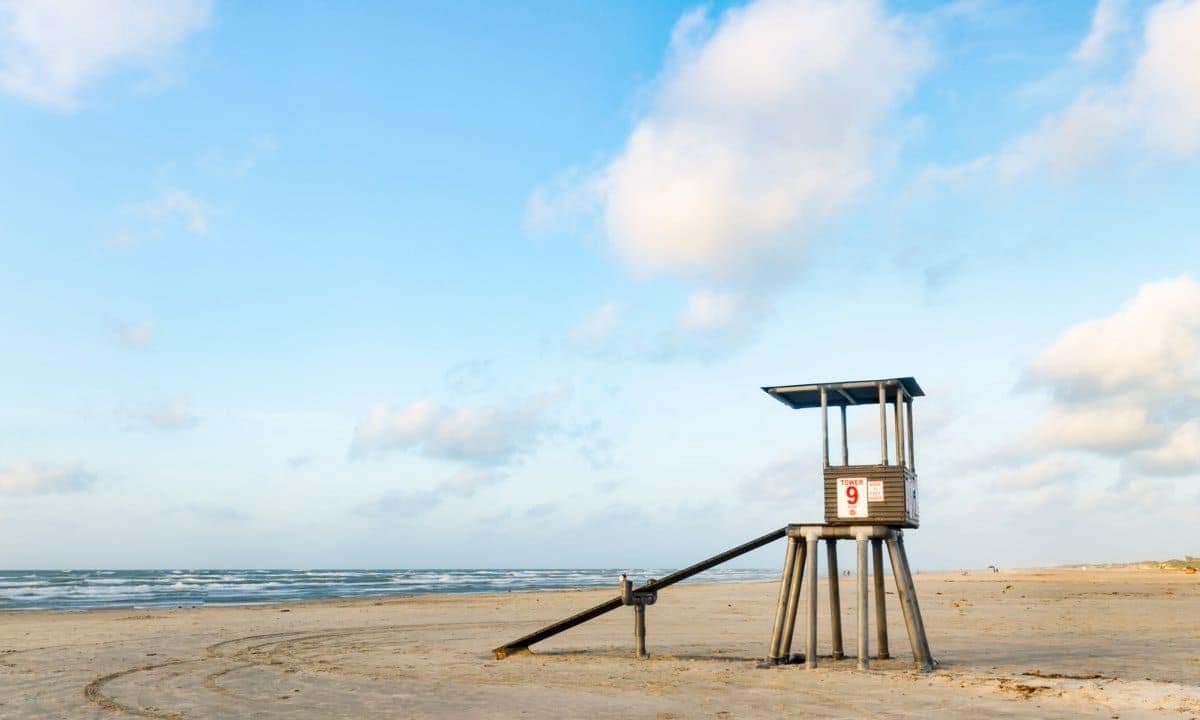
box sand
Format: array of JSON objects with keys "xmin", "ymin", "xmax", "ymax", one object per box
[{"xmin": 2, "ymin": 567, "xmax": 1198, "ymax": 719}]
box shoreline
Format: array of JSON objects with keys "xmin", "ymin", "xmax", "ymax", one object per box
[
  {"xmin": 3, "ymin": 561, "xmax": 1192, "ymax": 615},
  {"xmin": 0, "ymin": 577, "xmax": 785, "ymax": 616}
]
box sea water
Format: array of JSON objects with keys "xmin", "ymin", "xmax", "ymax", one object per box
[{"xmin": 0, "ymin": 568, "xmax": 779, "ymax": 611}]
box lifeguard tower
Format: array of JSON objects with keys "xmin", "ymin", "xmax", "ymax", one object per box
[
  {"xmin": 760, "ymin": 378, "xmax": 933, "ymax": 671},
  {"xmin": 492, "ymin": 377, "xmax": 934, "ymax": 673}
]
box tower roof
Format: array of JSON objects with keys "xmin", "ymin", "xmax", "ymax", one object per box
[{"xmin": 762, "ymin": 377, "xmax": 923, "ymax": 409}]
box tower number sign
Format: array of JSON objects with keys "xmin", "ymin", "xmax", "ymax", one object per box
[{"xmin": 837, "ymin": 477, "xmax": 869, "ymax": 519}]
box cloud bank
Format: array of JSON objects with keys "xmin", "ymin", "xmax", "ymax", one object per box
[
  {"xmin": 351, "ymin": 389, "xmax": 562, "ymax": 464},
  {"xmin": 141, "ymin": 397, "xmax": 199, "ymax": 430},
  {"xmin": 1003, "ymin": 0, "xmax": 1199, "ymax": 178},
  {"xmin": 352, "ymin": 390, "xmax": 566, "ymax": 517},
  {"xmin": 0, "ymin": 461, "xmax": 95, "ymax": 495},
  {"xmin": 0, "ymin": 0, "xmax": 212, "ymax": 110},
  {"xmin": 535, "ymin": 0, "xmax": 928, "ymax": 346},
  {"xmin": 113, "ymin": 319, "xmax": 158, "ymax": 350},
  {"xmin": 1014, "ymin": 275, "xmax": 1200, "ymax": 485}
]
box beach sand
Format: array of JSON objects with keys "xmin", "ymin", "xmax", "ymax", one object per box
[{"xmin": 2, "ymin": 567, "xmax": 1198, "ymax": 718}]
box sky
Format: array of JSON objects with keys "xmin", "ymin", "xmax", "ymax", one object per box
[{"xmin": 1, "ymin": 0, "xmax": 1198, "ymax": 570}]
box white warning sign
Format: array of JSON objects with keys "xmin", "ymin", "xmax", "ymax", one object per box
[
  {"xmin": 837, "ymin": 477, "xmax": 869, "ymax": 519},
  {"xmin": 868, "ymin": 480, "xmax": 885, "ymax": 502}
]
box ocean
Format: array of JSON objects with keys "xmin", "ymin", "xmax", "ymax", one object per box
[{"xmin": 0, "ymin": 568, "xmax": 781, "ymax": 611}]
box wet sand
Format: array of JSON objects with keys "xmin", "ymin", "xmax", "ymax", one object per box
[{"xmin": 2, "ymin": 567, "xmax": 1198, "ymax": 718}]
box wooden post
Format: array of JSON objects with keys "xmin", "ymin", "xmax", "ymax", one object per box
[
  {"xmin": 895, "ymin": 534, "xmax": 933, "ymax": 669},
  {"xmin": 805, "ymin": 534, "xmax": 819, "ymax": 669},
  {"xmin": 906, "ymin": 397, "xmax": 915, "ymax": 471},
  {"xmin": 827, "ymin": 539, "xmax": 844, "ymax": 660},
  {"xmin": 872, "ymin": 538, "xmax": 889, "ymax": 659},
  {"xmin": 878, "ymin": 383, "xmax": 888, "ymax": 465},
  {"xmin": 820, "ymin": 387, "xmax": 829, "ymax": 468},
  {"xmin": 840, "ymin": 405, "xmax": 849, "ymax": 465},
  {"xmin": 780, "ymin": 540, "xmax": 806, "ymax": 661},
  {"xmin": 634, "ymin": 603, "xmax": 647, "ymax": 658},
  {"xmin": 856, "ymin": 533, "xmax": 869, "ymax": 670},
  {"xmin": 768, "ymin": 537, "xmax": 798, "ymax": 662},
  {"xmin": 886, "ymin": 533, "xmax": 933, "ymax": 671}
]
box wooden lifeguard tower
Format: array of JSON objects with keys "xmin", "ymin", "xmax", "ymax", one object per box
[
  {"xmin": 492, "ymin": 377, "xmax": 934, "ymax": 673},
  {"xmin": 760, "ymin": 377, "xmax": 933, "ymax": 671}
]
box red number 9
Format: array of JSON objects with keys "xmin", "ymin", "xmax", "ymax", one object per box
[{"xmin": 846, "ymin": 486, "xmax": 858, "ymax": 504}]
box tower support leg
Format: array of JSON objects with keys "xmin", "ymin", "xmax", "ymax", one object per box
[
  {"xmin": 856, "ymin": 531, "xmax": 870, "ymax": 670},
  {"xmin": 886, "ymin": 532, "xmax": 934, "ymax": 672},
  {"xmin": 767, "ymin": 536, "xmax": 798, "ymax": 663},
  {"xmin": 805, "ymin": 533, "xmax": 820, "ymax": 669},
  {"xmin": 780, "ymin": 539, "xmax": 806, "ymax": 661},
  {"xmin": 872, "ymin": 538, "xmax": 889, "ymax": 660},
  {"xmin": 827, "ymin": 539, "xmax": 844, "ymax": 660}
]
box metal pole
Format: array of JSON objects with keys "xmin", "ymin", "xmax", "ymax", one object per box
[
  {"xmin": 894, "ymin": 387, "xmax": 904, "ymax": 467},
  {"xmin": 805, "ymin": 533, "xmax": 819, "ymax": 669},
  {"xmin": 878, "ymin": 383, "xmax": 888, "ymax": 465},
  {"xmin": 768, "ymin": 537, "xmax": 798, "ymax": 662},
  {"xmin": 840, "ymin": 405, "xmax": 849, "ymax": 466},
  {"xmin": 872, "ymin": 539, "xmax": 889, "ymax": 659},
  {"xmin": 826, "ymin": 539, "xmax": 843, "ymax": 660},
  {"xmin": 856, "ymin": 531, "xmax": 869, "ymax": 670},
  {"xmin": 780, "ymin": 540, "xmax": 806, "ymax": 661},
  {"xmin": 820, "ymin": 387, "xmax": 829, "ymax": 468},
  {"xmin": 906, "ymin": 397, "xmax": 915, "ymax": 471},
  {"xmin": 635, "ymin": 603, "xmax": 647, "ymax": 658}
]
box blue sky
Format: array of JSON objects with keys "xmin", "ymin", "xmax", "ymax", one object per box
[{"xmin": 1, "ymin": 0, "xmax": 1198, "ymax": 570}]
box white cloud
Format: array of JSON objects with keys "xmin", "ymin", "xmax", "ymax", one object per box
[
  {"xmin": 997, "ymin": 91, "xmax": 1130, "ymax": 177},
  {"xmin": 111, "ymin": 188, "xmax": 213, "ymax": 249},
  {"xmin": 599, "ymin": 0, "xmax": 926, "ymax": 282},
  {"xmin": 350, "ymin": 389, "xmax": 563, "ymax": 463},
  {"xmin": 1013, "ymin": 276, "xmax": 1200, "ymax": 486},
  {"xmin": 532, "ymin": 0, "xmax": 928, "ymax": 351},
  {"xmin": 532, "ymin": 1, "xmax": 930, "ymax": 356},
  {"xmin": 358, "ymin": 489, "xmax": 441, "ymax": 518},
  {"xmin": 286, "ymin": 455, "xmax": 312, "ymax": 470},
  {"xmin": 1073, "ymin": 0, "xmax": 1127, "ymax": 64},
  {"xmin": 1130, "ymin": 419, "xmax": 1200, "ymax": 475},
  {"xmin": 142, "ymin": 396, "xmax": 198, "ymax": 430},
  {"xmin": 740, "ymin": 452, "xmax": 818, "ymax": 502},
  {"xmin": 992, "ymin": 456, "xmax": 1083, "ymax": 492},
  {"xmin": 441, "ymin": 466, "xmax": 505, "ymax": 498},
  {"xmin": 0, "ymin": 461, "xmax": 94, "ymax": 495},
  {"xmin": 0, "ymin": 0, "xmax": 212, "ymax": 110},
  {"xmin": 680, "ymin": 289, "xmax": 745, "ymax": 331},
  {"xmin": 112, "ymin": 319, "xmax": 157, "ymax": 350},
  {"xmin": 997, "ymin": 0, "xmax": 1200, "ymax": 176},
  {"xmin": 1025, "ymin": 275, "xmax": 1200, "ymax": 402},
  {"xmin": 358, "ymin": 468, "xmax": 507, "ymax": 519},
  {"xmin": 915, "ymin": 154, "xmax": 994, "ymax": 189},
  {"xmin": 234, "ymin": 133, "xmax": 278, "ymax": 175},
  {"xmin": 570, "ymin": 302, "xmax": 620, "ymax": 344},
  {"xmin": 1130, "ymin": 0, "xmax": 1200, "ymax": 155},
  {"xmin": 146, "ymin": 189, "xmax": 210, "ymax": 237},
  {"xmin": 1033, "ymin": 404, "xmax": 1164, "ymax": 455},
  {"xmin": 198, "ymin": 133, "xmax": 280, "ymax": 177},
  {"xmin": 525, "ymin": 165, "xmax": 605, "ymax": 236},
  {"xmin": 655, "ymin": 288, "xmax": 764, "ymax": 357}
]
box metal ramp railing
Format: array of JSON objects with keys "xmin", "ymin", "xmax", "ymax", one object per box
[{"xmin": 492, "ymin": 527, "xmax": 786, "ymax": 659}]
